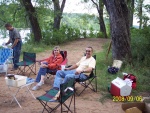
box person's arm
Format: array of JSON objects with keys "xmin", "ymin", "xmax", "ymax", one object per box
[
  {"xmin": 11, "ymin": 38, "xmax": 19, "ymax": 48},
  {"xmin": 82, "ymin": 67, "xmax": 93, "ymax": 73},
  {"xmin": 65, "ymin": 57, "xmax": 83, "ymax": 71},
  {"xmin": 47, "ymin": 55, "xmax": 63, "ymax": 69},
  {"xmin": 65, "ymin": 64, "xmax": 78, "ymax": 70},
  {"xmin": 5, "ymin": 38, "xmax": 11, "ymax": 45}
]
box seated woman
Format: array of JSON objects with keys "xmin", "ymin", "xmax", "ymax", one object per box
[{"xmin": 32, "ymin": 46, "xmax": 63, "ymax": 91}]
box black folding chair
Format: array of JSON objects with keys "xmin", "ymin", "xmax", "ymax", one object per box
[
  {"xmin": 36, "ymin": 78, "xmax": 75, "ymax": 113},
  {"xmin": 75, "ymin": 55, "xmax": 97, "ymax": 96},
  {"xmin": 16, "ymin": 52, "xmax": 36, "ymax": 76}
]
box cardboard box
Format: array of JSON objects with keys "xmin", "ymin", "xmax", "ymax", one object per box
[
  {"xmin": 112, "ymin": 60, "xmax": 123, "ymax": 69},
  {"xmin": 122, "ymin": 101, "xmax": 150, "ymax": 113},
  {"xmin": 5, "ymin": 75, "xmax": 27, "ymax": 87}
]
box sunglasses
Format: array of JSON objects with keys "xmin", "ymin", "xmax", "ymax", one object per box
[{"xmin": 54, "ymin": 50, "xmax": 59, "ymax": 51}]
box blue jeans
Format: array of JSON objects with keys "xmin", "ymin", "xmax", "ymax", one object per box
[
  {"xmin": 13, "ymin": 41, "xmax": 22, "ymax": 69},
  {"xmin": 53, "ymin": 70, "xmax": 88, "ymax": 89},
  {"xmin": 35, "ymin": 67, "xmax": 55, "ymax": 82}
]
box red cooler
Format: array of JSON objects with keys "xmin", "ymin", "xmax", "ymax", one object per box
[{"xmin": 110, "ymin": 77, "xmax": 132, "ymax": 96}]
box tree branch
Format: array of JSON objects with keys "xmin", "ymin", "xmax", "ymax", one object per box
[
  {"xmin": 60, "ymin": 0, "xmax": 66, "ymax": 13},
  {"xmin": 91, "ymin": 0, "xmax": 100, "ymax": 14}
]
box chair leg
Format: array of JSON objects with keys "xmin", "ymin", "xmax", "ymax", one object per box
[
  {"xmin": 62, "ymin": 95, "xmax": 74, "ymax": 113},
  {"xmin": 39, "ymin": 101, "xmax": 53, "ymax": 113},
  {"xmin": 17, "ymin": 64, "xmax": 36, "ymax": 76},
  {"xmin": 76, "ymin": 77, "xmax": 97, "ymax": 96},
  {"xmin": 95, "ymin": 76, "xmax": 97, "ymax": 92}
]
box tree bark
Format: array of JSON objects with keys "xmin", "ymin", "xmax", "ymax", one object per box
[
  {"xmin": 138, "ymin": 0, "xmax": 143, "ymax": 29},
  {"xmin": 52, "ymin": 0, "xmax": 66, "ymax": 30},
  {"xmin": 130, "ymin": 0, "xmax": 135, "ymax": 27},
  {"xmin": 127, "ymin": 0, "xmax": 135, "ymax": 27},
  {"xmin": 21, "ymin": 0, "xmax": 42, "ymax": 42},
  {"xmin": 91, "ymin": 0, "xmax": 108, "ymax": 38},
  {"xmin": 104, "ymin": 0, "xmax": 132, "ymax": 62}
]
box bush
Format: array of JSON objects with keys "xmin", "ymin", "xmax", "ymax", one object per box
[{"xmin": 131, "ymin": 27, "xmax": 150, "ymax": 67}]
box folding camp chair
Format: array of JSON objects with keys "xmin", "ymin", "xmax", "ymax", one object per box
[
  {"xmin": 46, "ymin": 51, "xmax": 67, "ymax": 79},
  {"xmin": 0, "ymin": 48, "xmax": 13, "ymax": 75},
  {"xmin": 75, "ymin": 55, "xmax": 97, "ymax": 96},
  {"xmin": 16, "ymin": 52, "xmax": 36, "ymax": 76},
  {"xmin": 36, "ymin": 78, "xmax": 75, "ymax": 113}
]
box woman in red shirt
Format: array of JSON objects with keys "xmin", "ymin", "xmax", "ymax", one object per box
[{"xmin": 32, "ymin": 46, "xmax": 63, "ymax": 91}]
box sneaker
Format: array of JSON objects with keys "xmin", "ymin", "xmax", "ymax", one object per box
[
  {"xmin": 32, "ymin": 85, "xmax": 40, "ymax": 91},
  {"xmin": 37, "ymin": 81, "xmax": 44, "ymax": 86}
]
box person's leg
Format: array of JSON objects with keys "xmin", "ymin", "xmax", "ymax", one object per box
[
  {"xmin": 13, "ymin": 41, "xmax": 22, "ymax": 69},
  {"xmin": 53, "ymin": 70, "xmax": 76, "ymax": 89},
  {"xmin": 35, "ymin": 68, "xmax": 45, "ymax": 83},
  {"xmin": 32, "ymin": 68, "xmax": 47, "ymax": 90},
  {"xmin": 36, "ymin": 67, "xmax": 48, "ymax": 83},
  {"xmin": 63, "ymin": 73, "xmax": 88, "ymax": 84}
]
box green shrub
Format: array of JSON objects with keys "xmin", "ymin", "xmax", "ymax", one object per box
[{"xmin": 131, "ymin": 27, "xmax": 150, "ymax": 67}]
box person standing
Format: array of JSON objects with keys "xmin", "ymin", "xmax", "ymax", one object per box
[{"xmin": 5, "ymin": 23, "xmax": 22, "ymax": 71}]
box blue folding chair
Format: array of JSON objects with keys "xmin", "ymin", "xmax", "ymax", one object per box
[{"xmin": 0, "ymin": 48, "xmax": 13, "ymax": 75}]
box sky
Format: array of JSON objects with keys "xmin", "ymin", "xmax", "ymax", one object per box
[{"xmin": 63, "ymin": 0, "xmax": 97, "ymax": 14}]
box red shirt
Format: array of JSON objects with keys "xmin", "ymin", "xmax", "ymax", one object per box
[{"xmin": 42, "ymin": 53, "xmax": 63, "ymax": 70}]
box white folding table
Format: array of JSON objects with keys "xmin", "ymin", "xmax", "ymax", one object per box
[{"xmin": 7, "ymin": 80, "xmax": 35, "ymax": 108}]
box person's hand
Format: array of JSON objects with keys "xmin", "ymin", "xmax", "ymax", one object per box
[
  {"xmin": 75, "ymin": 70, "xmax": 82, "ymax": 75},
  {"xmin": 4, "ymin": 42, "xmax": 7, "ymax": 45},
  {"xmin": 36, "ymin": 60, "xmax": 41, "ymax": 65},
  {"xmin": 40, "ymin": 63, "xmax": 48, "ymax": 68},
  {"xmin": 64, "ymin": 68, "xmax": 70, "ymax": 71},
  {"xmin": 36, "ymin": 60, "xmax": 41, "ymax": 62}
]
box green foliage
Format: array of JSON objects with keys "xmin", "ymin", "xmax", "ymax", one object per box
[
  {"xmin": 131, "ymin": 27, "xmax": 150, "ymax": 67},
  {"xmin": 21, "ymin": 41, "xmax": 51, "ymax": 53},
  {"xmin": 41, "ymin": 24, "xmax": 80, "ymax": 45},
  {"xmin": 0, "ymin": 3, "xmax": 28, "ymax": 28},
  {"xmin": 106, "ymin": 23, "xmax": 110, "ymax": 38}
]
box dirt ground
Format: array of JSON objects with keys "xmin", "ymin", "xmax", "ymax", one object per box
[{"xmin": 0, "ymin": 38, "xmax": 125, "ymax": 113}]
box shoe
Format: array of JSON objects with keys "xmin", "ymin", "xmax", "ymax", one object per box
[
  {"xmin": 37, "ymin": 81, "xmax": 44, "ymax": 86},
  {"xmin": 32, "ymin": 85, "xmax": 40, "ymax": 91}
]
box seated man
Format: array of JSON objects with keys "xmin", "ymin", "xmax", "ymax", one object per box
[
  {"xmin": 32, "ymin": 46, "xmax": 63, "ymax": 91},
  {"xmin": 52, "ymin": 46, "xmax": 96, "ymax": 90}
]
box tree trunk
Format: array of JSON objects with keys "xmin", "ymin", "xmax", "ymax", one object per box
[
  {"xmin": 99, "ymin": 1, "xmax": 108, "ymax": 38},
  {"xmin": 104, "ymin": 0, "xmax": 132, "ymax": 62},
  {"xmin": 52, "ymin": 0, "xmax": 66, "ymax": 30},
  {"xmin": 21, "ymin": 0, "xmax": 42, "ymax": 42},
  {"xmin": 127, "ymin": 0, "xmax": 135, "ymax": 27},
  {"xmin": 138, "ymin": 0, "xmax": 143, "ymax": 29},
  {"xmin": 130, "ymin": 0, "xmax": 135, "ymax": 27},
  {"xmin": 91, "ymin": 0, "xmax": 108, "ymax": 38}
]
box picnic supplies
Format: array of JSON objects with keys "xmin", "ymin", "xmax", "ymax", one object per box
[
  {"xmin": 123, "ymin": 73, "xmax": 137, "ymax": 89},
  {"xmin": 108, "ymin": 60, "xmax": 123, "ymax": 74}
]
